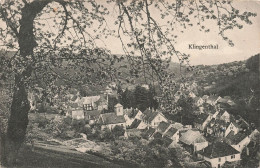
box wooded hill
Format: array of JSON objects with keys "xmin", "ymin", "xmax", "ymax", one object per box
[{"xmin": 191, "ymin": 54, "xmax": 260, "ymax": 127}]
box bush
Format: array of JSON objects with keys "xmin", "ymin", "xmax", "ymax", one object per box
[
  {"xmin": 34, "ymin": 114, "xmax": 49, "ymax": 128},
  {"xmin": 111, "ymin": 125, "xmax": 125, "ymax": 138},
  {"xmin": 71, "ymin": 119, "xmax": 85, "ymax": 132}
]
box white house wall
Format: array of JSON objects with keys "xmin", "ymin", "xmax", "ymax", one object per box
[
  {"xmin": 203, "ymin": 153, "xmax": 240, "ymax": 168},
  {"xmin": 150, "ymin": 114, "xmax": 168, "ymax": 128}
]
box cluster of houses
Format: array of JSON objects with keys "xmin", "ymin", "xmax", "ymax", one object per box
[
  {"xmin": 29, "ymin": 84, "xmax": 259, "ymax": 168},
  {"xmin": 62, "ymin": 92, "xmax": 258, "ymax": 168}
]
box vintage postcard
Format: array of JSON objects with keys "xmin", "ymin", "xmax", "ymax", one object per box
[{"xmin": 0, "ymin": 0, "xmax": 259, "ymax": 167}]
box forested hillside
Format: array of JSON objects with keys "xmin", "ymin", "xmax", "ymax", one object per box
[{"xmin": 191, "ymin": 54, "xmax": 260, "ymax": 127}]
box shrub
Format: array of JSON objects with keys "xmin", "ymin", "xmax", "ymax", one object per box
[
  {"xmin": 111, "ymin": 125, "xmax": 125, "ymax": 138},
  {"xmin": 34, "ymin": 114, "xmax": 49, "ymax": 128}
]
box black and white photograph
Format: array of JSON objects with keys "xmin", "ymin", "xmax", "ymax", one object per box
[{"xmin": 0, "ymin": 0, "xmax": 259, "ymax": 167}]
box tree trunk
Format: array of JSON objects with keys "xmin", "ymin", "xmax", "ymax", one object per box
[
  {"xmin": 4, "ymin": 1, "xmax": 50, "ymax": 166},
  {"xmin": 5, "ymin": 77, "xmax": 30, "ymax": 166}
]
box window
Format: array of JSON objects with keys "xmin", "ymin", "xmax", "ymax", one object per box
[
  {"xmin": 218, "ymin": 158, "xmax": 221, "ymax": 162},
  {"xmin": 231, "ymin": 155, "xmax": 235, "ymax": 159}
]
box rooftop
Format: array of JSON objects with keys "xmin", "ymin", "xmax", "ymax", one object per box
[
  {"xmin": 142, "ymin": 109, "xmax": 162, "ymax": 123},
  {"xmin": 157, "ymin": 121, "xmax": 170, "ymax": 133},
  {"xmin": 164, "ymin": 127, "xmax": 178, "ymax": 138},
  {"xmin": 129, "ymin": 119, "xmax": 142, "ymax": 129},
  {"xmin": 144, "ymin": 127, "xmax": 156, "ymax": 138},
  {"xmin": 85, "ymin": 110, "xmax": 102, "ymax": 120},
  {"xmin": 194, "ymin": 113, "xmax": 210, "ymax": 124},
  {"xmin": 226, "ymin": 132, "xmax": 248, "ymax": 145},
  {"xmin": 99, "ymin": 113, "xmax": 125, "ymax": 125},
  {"xmin": 81, "ymin": 96, "xmax": 100, "ymax": 105},
  {"xmin": 198, "ymin": 142, "xmax": 240, "ymax": 158},
  {"xmin": 179, "ymin": 129, "xmax": 207, "ymax": 145}
]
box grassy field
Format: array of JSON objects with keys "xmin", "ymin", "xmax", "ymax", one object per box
[{"xmin": 10, "ymin": 144, "xmax": 127, "ymax": 168}]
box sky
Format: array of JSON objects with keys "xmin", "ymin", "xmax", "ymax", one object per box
[{"xmin": 100, "ymin": 0, "xmax": 260, "ymax": 65}]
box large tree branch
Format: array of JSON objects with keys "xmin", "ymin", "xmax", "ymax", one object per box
[
  {"xmin": 53, "ymin": 1, "xmax": 68, "ymax": 49},
  {"xmin": 0, "ymin": 6, "xmax": 19, "ymax": 37}
]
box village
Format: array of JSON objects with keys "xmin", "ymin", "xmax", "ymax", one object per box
[{"xmin": 27, "ymin": 82, "xmax": 260, "ymax": 168}]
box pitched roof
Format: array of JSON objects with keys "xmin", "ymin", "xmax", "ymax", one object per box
[
  {"xmin": 194, "ymin": 113, "xmax": 210, "ymax": 125},
  {"xmin": 100, "ymin": 113, "xmax": 125, "ymax": 125},
  {"xmin": 209, "ymin": 118, "xmax": 230, "ymax": 128},
  {"xmin": 198, "ymin": 142, "xmax": 240, "ymax": 158},
  {"xmin": 129, "ymin": 119, "xmax": 141, "ymax": 129},
  {"xmin": 164, "ymin": 127, "xmax": 178, "ymax": 138},
  {"xmin": 157, "ymin": 121, "xmax": 170, "ymax": 133},
  {"xmin": 85, "ymin": 110, "xmax": 102, "ymax": 120},
  {"xmin": 226, "ymin": 132, "xmax": 248, "ymax": 145},
  {"xmin": 81, "ymin": 96, "xmax": 100, "ymax": 105},
  {"xmin": 142, "ymin": 109, "xmax": 160, "ymax": 123},
  {"xmin": 162, "ymin": 136, "xmax": 173, "ymax": 147},
  {"xmin": 171, "ymin": 122, "xmax": 183, "ymax": 130},
  {"xmin": 144, "ymin": 127, "xmax": 156, "ymax": 137},
  {"xmin": 179, "ymin": 130, "xmax": 206, "ymax": 145},
  {"xmin": 153, "ymin": 132, "xmax": 162, "ymax": 139},
  {"xmin": 127, "ymin": 109, "xmax": 141, "ymax": 119},
  {"xmin": 218, "ymin": 109, "xmax": 229, "ymax": 117}
]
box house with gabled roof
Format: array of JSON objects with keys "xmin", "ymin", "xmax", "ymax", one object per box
[
  {"xmin": 129, "ymin": 119, "xmax": 147, "ymax": 130},
  {"xmin": 217, "ymin": 110, "xmax": 230, "ymax": 123},
  {"xmin": 143, "ymin": 127, "xmax": 156, "ymax": 140},
  {"xmin": 142, "ymin": 109, "xmax": 168, "ymax": 128},
  {"xmin": 98, "ymin": 113, "xmax": 126, "ymax": 130},
  {"xmin": 224, "ymin": 121, "xmax": 240, "ymax": 137},
  {"xmin": 179, "ymin": 129, "xmax": 208, "ymax": 153},
  {"xmin": 194, "ymin": 113, "xmax": 212, "ymax": 131},
  {"xmin": 124, "ymin": 108, "xmax": 143, "ymax": 127},
  {"xmin": 226, "ymin": 131, "xmax": 250, "ymax": 152},
  {"xmin": 164, "ymin": 127, "xmax": 179, "ymax": 143},
  {"xmin": 206, "ymin": 119, "xmax": 239, "ymax": 137},
  {"xmin": 162, "ymin": 136, "xmax": 176, "ymax": 148},
  {"xmin": 156, "ymin": 121, "xmax": 171, "ymax": 135},
  {"xmin": 198, "ymin": 142, "xmax": 241, "ymax": 168},
  {"xmin": 98, "ymin": 103, "xmax": 126, "ymax": 130},
  {"xmin": 82, "ymin": 95, "xmax": 107, "ymax": 111}
]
